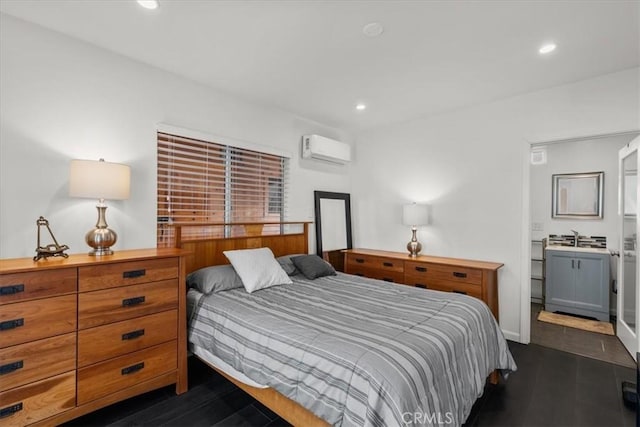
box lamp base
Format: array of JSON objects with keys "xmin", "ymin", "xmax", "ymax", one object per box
[
  {"xmin": 85, "ymin": 227, "xmax": 117, "ymax": 256},
  {"xmin": 406, "ymin": 227, "xmax": 422, "ymax": 257},
  {"xmin": 85, "ymin": 205, "xmax": 117, "ymax": 256}
]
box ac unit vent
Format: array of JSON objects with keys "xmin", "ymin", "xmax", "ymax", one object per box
[{"xmin": 301, "ymin": 135, "xmax": 351, "ymax": 164}]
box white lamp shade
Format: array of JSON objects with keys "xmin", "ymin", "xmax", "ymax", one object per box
[
  {"xmin": 69, "ymin": 159, "xmax": 131, "ymax": 200},
  {"xmin": 402, "ymin": 203, "xmax": 429, "ymax": 226}
]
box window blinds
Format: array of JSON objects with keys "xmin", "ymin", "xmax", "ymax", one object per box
[{"xmin": 157, "ymin": 132, "xmax": 289, "ymax": 247}]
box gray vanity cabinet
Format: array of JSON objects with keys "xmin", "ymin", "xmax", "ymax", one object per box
[
  {"xmin": 545, "ymin": 249, "xmax": 610, "ymax": 322},
  {"xmin": 546, "ymin": 251, "xmax": 575, "ymax": 308}
]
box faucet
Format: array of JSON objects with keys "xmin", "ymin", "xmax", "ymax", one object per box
[{"xmin": 571, "ymin": 229, "xmax": 579, "ymax": 247}]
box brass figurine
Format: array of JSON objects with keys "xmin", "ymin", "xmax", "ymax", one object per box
[{"xmin": 34, "ymin": 216, "xmax": 69, "ymax": 261}]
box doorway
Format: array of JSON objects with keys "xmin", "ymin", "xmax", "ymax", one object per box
[
  {"xmin": 523, "ymin": 131, "xmax": 638, "ymax": 367},
  {"xmin": 617, "ymin": 136, "xmax": 640, "ymax": 359}
]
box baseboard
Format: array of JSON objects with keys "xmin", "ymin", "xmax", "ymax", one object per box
[{"xmin": 502, "ymin": 329, "xmax": 521, "ymax": 343}]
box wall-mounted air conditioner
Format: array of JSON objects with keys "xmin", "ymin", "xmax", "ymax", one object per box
[{"xmin": 301, "ymin": 135, "xmax": 351, "ymax": 165}]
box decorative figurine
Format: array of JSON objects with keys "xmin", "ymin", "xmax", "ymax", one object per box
[{"xmin": 34, "ymin": 216, "xmax": 69, "ymax": 261}]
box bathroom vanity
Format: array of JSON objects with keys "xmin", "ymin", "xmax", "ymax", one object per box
[{"xmin": 545, "ymin": 245, "xmax": 610, "ymax": 322}]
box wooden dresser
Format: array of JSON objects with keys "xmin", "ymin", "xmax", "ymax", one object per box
[
  {"xmin": 344, "ymin": 248, "xmax": 503, "ymax": 320},
  {"xmin": 0, "ymin": 249, "xmax": 188, "ymax": 426}
]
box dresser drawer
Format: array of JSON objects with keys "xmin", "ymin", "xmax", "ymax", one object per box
[
  {"xmin": 78, "ymin": 280, "xmax": 178, "ymax": 329},
  {"xmin": 406, "ymin": 277, "xmax": 482, "ymax": 299},
  {"xmin": 348, "ymin": 267, "xmax": 405, "ymax": 284},
  {"xmin": 79, "ymin": 258, "xmax": 179, "ymax": 292},
  {"xmin": 78, "ymin": 310, "xmax": 178, "ymax": 367},
  {"xmin": 0, "ymin": 333, "xmax": 76, "ymax": 392},
  {"xmin": 77, "ymin": 341, "xmax": 177, "ymax": 405},
  {"xmin": 405, "ymin": 261, "xmax": 482, "ymax": 286},
  {"xmin": 0, "ymin": 294, "xmax": 76, "ymax": 348},
  {"xmin": 346, "ymin": 254, "xmax": 404, "ymax": 273},
  {"xmin": 0, "ymin": 371, "xmax": 75, "ymax": 426},
  {"xmin": 0, "ymin": 268, "xmax": 76, "ymax": 305}
]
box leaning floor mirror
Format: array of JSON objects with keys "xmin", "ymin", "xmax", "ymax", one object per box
[{"xmin": 314, "ymin": 191, "xmax": 353, "ymax": 272}]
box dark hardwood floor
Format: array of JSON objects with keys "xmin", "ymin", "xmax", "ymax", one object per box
[
  {"xmin": 468, "ymin": 341, "xmax": 636, "ymax": 426},
  {"xmin": 65, "ymin": 341, "xmax": 636, "ymax": 426}
]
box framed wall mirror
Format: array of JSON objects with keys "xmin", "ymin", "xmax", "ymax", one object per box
[
  {"xmin": 314, "ymin": 191, "xmax": 353, "ymax": 272},
  {"xmin": 552, "ymin": 171, "xmax": 604, "ymax": 219}
]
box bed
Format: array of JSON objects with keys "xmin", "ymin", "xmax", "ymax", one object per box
[{"xmin": 175, "ymin": 222, "xmax": 516, "ymax": 427}]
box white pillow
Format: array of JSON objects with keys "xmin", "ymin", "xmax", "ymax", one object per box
[{"xmin": 223, "ymin": 247, "xmax": 293, "ymax": 293}]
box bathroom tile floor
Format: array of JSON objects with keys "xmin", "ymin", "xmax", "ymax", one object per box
[{"xmin": 531, "ymin": 303, "xmax": 635, "ymax": 368}]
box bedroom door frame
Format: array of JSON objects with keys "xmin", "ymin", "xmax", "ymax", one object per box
[
  {"xmin": 520, "ymin": 129, "xmax": 640, "ymax": 345},
  {"xmin": 520, "ymin": 139, "xmax": 531, "ymax": 344}
]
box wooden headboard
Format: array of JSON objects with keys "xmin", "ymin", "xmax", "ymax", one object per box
[{"xmin": 172, "ymin": 222, "xmax": 310, "ymax": 275}]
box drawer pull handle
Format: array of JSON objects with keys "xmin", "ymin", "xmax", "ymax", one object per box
[
  {"xmin": 0, "ymin": 403, "xmax": 23, "ymax": 419},
  {"xmin": 383, "ymin": 262, "xmax": 393, "ymax": 267},
  {"xmin": 0, "ymin": 318, "xmax": 24, "ymax": 331},
  {"xmin": 121, "ymin": 362, "xmax": 145, "ymax": 375},
  {"xmin": 122, "ymin": 329, "xmax": 145, "ymax": 341},
  {"xmin": 355, "ymin": 258, "xmax": 365, "ymax": 264},
  {"xmin": 415, "ymin": 266, "xmax": 427, "ymax": 272},
  {"xmin": 383, "ymin": 278, "xmax": 394, "ymax": 282},
  {"xmin": 453, "ymin": 272, "xmax": 467, "ymax": 278},
  {"xmin": 0, "ymin": 284, "xmax": 24, "ymax": 296},
  {"xmin": 453, "ymin": 290, "xmax": 467, "ymax": 295},
  {"xmin": 122, "ymin": 296, "xmax": 146, "ymax": 307},
  {"xmin": 0, "ymin": 360, "xmax": 23, "ymax": 375},
  {"xmin": 415, "ymin": 284, "xmax": 427, "ymax": 289},
  {"xmin": 123, "ymin": 269, "xmax": 146, "ymax": 279}
]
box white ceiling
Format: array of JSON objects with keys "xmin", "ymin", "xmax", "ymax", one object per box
[{"xmin": 1, "ymin": 0, "xmax": 639, "ymax": 132}]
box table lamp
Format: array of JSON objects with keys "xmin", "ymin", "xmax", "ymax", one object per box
[
  {"xmin": 69, "ymin": 158, "xmax": 130, "ymax": 255},
  {"xmin": 402, "ymin": 203, "xmax": 429, "ymax": 257}
]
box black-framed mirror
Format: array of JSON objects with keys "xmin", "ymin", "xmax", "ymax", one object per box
[{"xmin": 314, "ymin": 191, "xmax": 353, "ymax": 272}]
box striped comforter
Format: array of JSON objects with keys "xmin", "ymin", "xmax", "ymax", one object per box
[{"xmin": 188, "ymin": 272, "xmax": 516, "ymax": 427}]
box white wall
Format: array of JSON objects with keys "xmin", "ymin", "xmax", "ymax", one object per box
[
  {"xmin": 352, "ymin": 67, "xmax": 640, "ymax": 341},
  {"xmin": 0, "ymin": 14, "xmax": 353, "ymax": 258}
]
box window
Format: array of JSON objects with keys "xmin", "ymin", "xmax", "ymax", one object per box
[
  {"xmin": 157, "ymin": 132, "xmax": 289, "ymax": 247},
  {"xmin": 268, "ymin": 177, "xmax": 283, "ymax": 214}
]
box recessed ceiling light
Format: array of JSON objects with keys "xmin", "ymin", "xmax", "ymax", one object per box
[
  {"xmin": 539, "ymin": 42, "xmax": 557, "ymax": 54},
  {"xmin": 355, "ymin": 103, "xmax": 367, "ymax": 111},
  {"xmin": 363, "ymin": 22, "xmax": 384, "ymax": 37},
  {"xmin": 137, "ymin": 0, "xmax": 159, "ymax": 10}
]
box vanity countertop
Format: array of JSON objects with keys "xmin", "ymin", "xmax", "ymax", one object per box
[{"xmin": 545, "ymin": 245, "xmax": 610, "ymax": 255}]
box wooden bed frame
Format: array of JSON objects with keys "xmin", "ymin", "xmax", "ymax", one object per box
[
  {"xmin": 174, "ymin": 221, "xmax": 498, "ymax": 426},
  {"xmin": 174, "ymin": 221, "xmax": 328, "ymax": 426}
]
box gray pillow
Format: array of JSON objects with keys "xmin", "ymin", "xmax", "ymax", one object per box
[
  {"xmin": 277, "ymin": 254, "xmax": 305, "ymax": 276},
  {"xmin": 186, "ymin": 264, "xmax": 244, "ymax": 294},
  {"xmin": 291, "ymin": 255, "xmax": 337, "ymax": 280}
]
